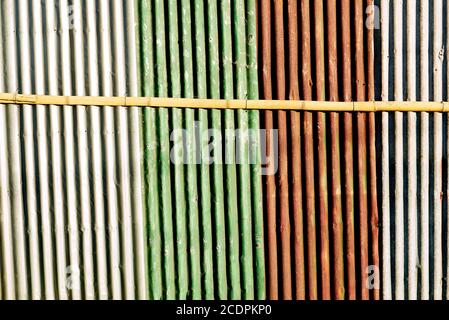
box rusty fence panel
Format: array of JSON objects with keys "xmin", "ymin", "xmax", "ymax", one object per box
[{"xmin": 258, "ymin": 0, "xmax": 379, "ymax": 300}]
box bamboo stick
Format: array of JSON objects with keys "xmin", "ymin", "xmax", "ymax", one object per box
[{"xmin": 207, "ymin": 0, "xmax": 228, "ymax": 300}]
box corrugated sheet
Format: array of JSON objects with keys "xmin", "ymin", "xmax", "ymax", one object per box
[
  {"xmin": 139, "ymin": 0, "xmax": 265, "ymax": 300},
  {"xmin": 0, "ymin": 0, "xmax": 265, "ymax": 300},
  {"xmin": 378, "ymin": 0, "xmax": 449, "ymax": 300},
  {"xmin": 258, "ymin": 0, "xmax": 379, "ymax": 300},
  {"xmin": 0, "ymin": 0, "xmax": 147, "ymax": 300}
]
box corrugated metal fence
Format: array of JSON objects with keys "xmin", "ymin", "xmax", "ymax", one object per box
[
  {"xmin": 259, "ymin": 0, "xmax": 379, "ymax": 300},
  {"xmin": 377, "ymin": 0, "xmax": 449, "ymax": 300}
]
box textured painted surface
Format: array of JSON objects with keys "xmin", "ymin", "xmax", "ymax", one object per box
[
  {"xmin": 378, "ymin": 0, "xmax": 449, "ymax": 301},
  {"xmin": 258, "ymin": 0, "xmax": 378, "ymax": 300}
]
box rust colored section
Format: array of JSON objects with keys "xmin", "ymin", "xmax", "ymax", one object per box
[
  {"xmin": 314, "ymin": 0, "xmax": 331, "ymax": 300},
  {"xmin": 355, "ymin": 0, "xmax": 369, "ymax": 300},
  {"xmin": 300, "ymin": 0, "xmax": 318, "ymax": 301},
  {"xmin": 287, "ymin": 0, "xmax": 306, "ymax": 301},
  {"xmin": 366, "ymin": 0, "xmax": 380, "ymax": 301},
  {"xmin": 274, "ymin": 0, "xmax": 292, "ymax": 301},
  {"xmin": 327, "ymin": 0, "xmax": 345, "ymax": 300},
  {"xmin": 261, "ymin": 0, "xmax": 278, "ymax": 301},
  {"xmin": 341, "ymin": 0, "xmax": 356, "ymax": 300}
]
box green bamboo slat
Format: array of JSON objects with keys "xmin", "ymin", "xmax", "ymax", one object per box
[
  {"xmin": 221, "ymin": 0, "xmax": 241, "ymax": 300},
  {"xmin": 233, "ymin": 0, "xmax": 255, "ymax": 300},
  {"xmin": 194, "ymin": 0, "xmax": 215, "ymax": 300},
  {"xmin": 207, "ymin": 0, "xmax": 228, "ymax": 300},
  {"xmin": 154, "ymin": 0, "xmax": 176, "ymax": 300},
  {"xmin": 140, "ymin": 0, "xmax": 163, "ymax": 300},
  {"xmin": 181, "ymin": 0, "xmax": 202, "ymax": 300},
  {"xmin": 166, "ymin": 0, "xmax": 189, "ymax": 300},
  {"xmin": 246, "ymin": 0, "xmax": 266, "ymax": 300}
]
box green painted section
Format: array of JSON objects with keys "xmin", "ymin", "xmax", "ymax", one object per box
[
  {"xmin": 139, "ymin": 0, "xmax": 264, "ymax": 300},
  {"xmin": 154, "ymin": 0, "xmax": 176, "ymax": 300},
  {"xmin": 246, "ymin": 0, "xmax": 266, "ymax": 301},
  {"xmin": 207, "ymin": 0, "xmax": 228, "ymax": 300}
]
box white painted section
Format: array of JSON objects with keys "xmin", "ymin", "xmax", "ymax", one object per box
[{"xmin": 381, "ymin": 0, "xmax": 392, "ymax": 301}]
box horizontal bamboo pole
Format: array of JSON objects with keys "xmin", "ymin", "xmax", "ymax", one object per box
[{"xmin": 2, "ymin": 93, "xmax": 449, "ymax": 111}]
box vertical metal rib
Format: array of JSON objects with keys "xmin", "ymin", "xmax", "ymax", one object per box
[
  {"xmin": 111, "ymin": 0, "xmax": 136, "ymax": 300},
  {"xmin": 433, "ymin": 0, "xmax": 444, "ymax": 301},
  {"xmin": 73, "ymin": 0, "xmax": 95, "ymax": 300},
  {"xmin": 126, "ymin": 0, "xmax": 149, "ymax": 300},
  {"xmin": 393, "ymin": 0, "xmax": 405, "ymax": 301},
  {"xmin": 366, "ymin": 0, "xmax": 380, "ymax": 301},
  {"xmin": 0, "ymin": 6, "xmax": 16, "ymax": 300},
  {"xmin": 167, "ymin": 0, "xmax": 188, "ymax": 300},
  {"xmin": 341, "ymin": 0, "xmax": 356, "ymax": 300},
  {"xmin": 60, "ymin": 0, "xmax": 81, "ymax": 300},
  {"xmin": 32, "ymin": 0, "xmax": 55, "ymax": 300},
  {"xmin": 380, "ymin": 0, "xmax": 392, "ymax": 301},
  {"xmin": 181, "ymin": 0, "xmax": 203, "ymax": 300},
  {"xmin": 45, "ymin": 0, "xmax": 69, "ymax": 300},
  {"xmin": 288, "ymin": 0, "xmax": 306, "ymax": 301},
  {"xmin": 327, "ymin": 0, "xmax": 345, "ymax": 301},
  {"xmin": 247, "ymin": 0, "xmax": 266, "ymax": 301},
  {"xmin": 419, "ymin": 0, "xmax": 430, "ymax": 300},
  {"xmin": 406, "ymin": 0, "xmax": 418, "ymax": 301},
  {"xmin": 301, "ymin": 0, "xmax": 318, "ymax": 300},
  {"xmin": 140, "ymin": 0, "xmax": 163, "ymax": 300},
  {"xmin": 99, "ymin": 0, "xmax": 122, "ymax": 299},
  {"xmin": 18, "ymin": 0, "xmax": 41, "ymax": 300},
  {"xmin": 193, "ymin": 0, "xmax": 215, "ymax": 300},
  {"xmin": 154, "ymin": 0, "xmax": 176, "ymax": 300},
  {"xmin": 274, "ymin": 0, "xmax": 292, "ymax": 301},
  {"xmin": 261, "ymin": 0, "xmax": 278, "ymax": 301},
  {"xmin": 221, "ymin": 0, "xmax": 241, "ymax": 300},
  {"xmin": 207, "ymin": 0, "xmax": 228, "ymax": 300},
  {"xmin": 86, "ymin": 0, "xmax": 109, "ymax": 300},
  {"xmin": 314, "ymin": 0, "xmax": 331, "ymax": 300},
  {"xmin": 4, "ymin": 0, "xmax": 28, "ymax": 300},
  {"xmin": 355, "ymin": 0, "xmax": 369, "ymax": 301},
  {"xmin": 234, "ymin": 0, "xmax": 255, "ymax": 300}
]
